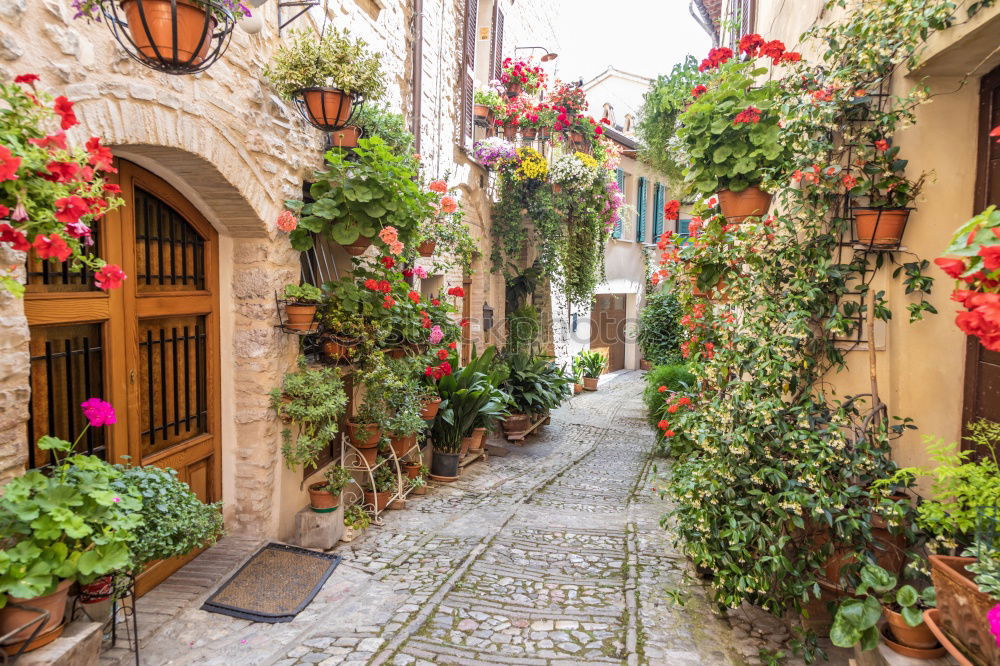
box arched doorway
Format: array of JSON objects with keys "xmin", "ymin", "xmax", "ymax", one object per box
[{"xmin": 25, "ymin": 159, "xmax": 222, "ymax": 594}]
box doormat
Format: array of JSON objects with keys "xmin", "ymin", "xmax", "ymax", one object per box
[{"xmin": 200, "ymin": 543, "xmax": 341, "ymax": 623}]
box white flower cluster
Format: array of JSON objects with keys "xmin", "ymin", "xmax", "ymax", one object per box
[{"xmin": 549, "ymin": 153, "xmax": 598, "ymax": 187}]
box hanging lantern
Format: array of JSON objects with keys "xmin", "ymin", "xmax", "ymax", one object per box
[
  {"xmin": 101, "ymin": 0, "xmax": 238, "ymax": 75},
  {"xmin": 291, "ymin": 87, "xmax": 363, "ymax": 133}
]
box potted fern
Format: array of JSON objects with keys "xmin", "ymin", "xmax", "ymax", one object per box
[{"xmin": 264, "ymin": 27, "xmax": 387, "ymax": 130}]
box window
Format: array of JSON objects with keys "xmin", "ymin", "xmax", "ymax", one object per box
[
  {"xmin": 636, "ymin": 177, "xmax": 647, "ymax": 242},
  {"xmin": 652, "ymin": 183, "xmax": 665, "ymax": 238},
  {"xmin": 677, "ymin": 218, "xmax": 691, "ymax": 242},
  {"xmin": 460, "ymin": 0, "xmax": 479, "ymax": 151},
  {"xmin": 612, "ymin": 168, "xmax": 625, "ymax": 239},
  {"xmin": 728, "ymin": 0, "xmax": 756, "ymax": 48}
]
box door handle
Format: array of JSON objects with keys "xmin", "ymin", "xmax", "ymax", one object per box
[{"xmin": 130, "ymin": 370, "xmax": 136, "ymax": 385}]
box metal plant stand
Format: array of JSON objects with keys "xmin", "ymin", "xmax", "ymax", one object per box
[
  {"xmin": 71, "ymin": 573, "xmax": 140, "ymax": 666},
  {"xmin": 340, "ymin": 432, "xmax": 422, "ymax": 524},
  {"xmin": 0, "ymin": 604, "xmax": 49, "ymax": 664}
]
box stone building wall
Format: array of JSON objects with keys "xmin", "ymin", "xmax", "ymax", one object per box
[{"xmin": 0, "ymin": 0, "xmax": 560, "ymax": 537}]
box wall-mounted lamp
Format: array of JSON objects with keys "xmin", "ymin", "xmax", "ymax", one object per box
[
  {"xmin": 514, "ymin": 46, "xmax": 558, "ymax": 62},
  {"xmin": 482, "ymin": 302, "xmax": 495, "ymax": 331}
]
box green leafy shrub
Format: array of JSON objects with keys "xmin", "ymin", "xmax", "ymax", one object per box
[
  {"xmin": 501, "ymin": 353, "xmax": 571, "ymax": 414},
  {"xmin": 574, "ymin": 350, "xmax": 606, "ymax": 379},
  {"xmin": 432, "ymin": 347, "xmax": 510, "ymax": 453},
  {"xmin": 637, "ymin": 288, "xmax": 685, "ymax": 366},
  {"xmin": 270, "ymin": 357, "xmax": 348, "ymax": 470},
  {"xmin": 264, "ymin": 27, "xmax": 386, "ymax": 100},
  {"xmin": 637, "ymin": 56, "xmax": 702, "ymax": 191},
  {"xmin": 112, "ymin": 465, "xmax": 223, "ymax": 566},
  {"xmin": 642, "ymin": 364, "xmax": 695, "ymax": 424},
  {"xmin": 344, "ymin": 505, "xmax": 370, "ymax": 529},
  {"xmin": 351, "ymin": 105, "xmax": 415, "ymax": 159},
  {"xmin": 830, "ymin": 564, "xmax": 935, "ymax": 650},
  {"xmin": 283, "ymin": 283, "xmax": 322, "ymax": 303}
]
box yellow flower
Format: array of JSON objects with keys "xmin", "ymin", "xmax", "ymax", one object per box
[
  {"xmin": 574, "ymin": 152, "xmax": 598, "ymax": 169},
  {"xmin": 514, "ymin": 147, "xmax": 548, "ymax": 181}
]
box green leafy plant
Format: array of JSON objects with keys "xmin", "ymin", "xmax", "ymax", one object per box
[
  {"xmin": 321, "ymin": 465, "xmax": 353, "ymax": 496},
  {"xmin": 638, "ymin": 289, "xmax": 685, "ymax": 366},
  {"xmin": 344, "ymin": 505, "xmax": 371, "ymax": 530},
  {"xmin": 505, "ymin": 304, "xmax": 541, "ymax": 354},
  {"xmin": 283, "ymin": 282, "xmax": 322, "ymax": 304},
  {"xmin": 350, "ymin": 105, "xmax": 415, "ymax": 159},
  {"xmin": 285, "ymin": 138, "xmax": 437, "ymax": 251},
  {"xmin": 409, "ymin": 475, "xmax": 427, "ymax": 490},
  {"xmin": 270, "ymin": 357, "xmax": 348, "ymax": 470},
  {"xmin": 431, "ymin": 347, "xmax": 511, "ymax": 453},
  {"xmin": 849, "ymin": 143, "xmax": 925, "ymax": 209},
  {"xmin": 830, "ymin": 564, "xmax": 935, "ymax": 650},
  {"xmin": 968, "ymin": 550, "xmax": 1000, "ymax": 600},
  {"xmin": 642, "ymin": 364, "xmax": 695, "ymax": 424},
  {"xmin": 264, "ymin": 27, "xmax": 386, "ymax": 100},
  {"xmin": 368, "ymin": 459, "xmax": 398, "ymax": 493},
  {"xmin": 637, "ymin": 56, "xmax": 702, "ymax": 191},
  {"xmin": 574, "ymin": 350, "xmax": 607, "ymax": 379},
  {"xmin": 0, "ymin": 433, "xmax": 141, "ymax": 601},
  {"xmin": 112, "ymin": 465, "xmax": 223, "ymax": 566},
  {"xmin": 500, "ymin": 353, "xmax": 571, "ymax": 414},
  {"xmin": 382, "ymin": 376, "xmax": 427, "ymax": 437}
]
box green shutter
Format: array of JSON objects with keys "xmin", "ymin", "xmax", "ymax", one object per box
[
  {"xmin": 612, "ymin": 168, "xmax": 625, "ymax": 239},
  {"xmin": 652, "ymin": 184, "xmax": 664, "ymax": 238},
  {"xmin": 678, "ymin": 218, "xmax": 690, "ymax": 242},
  {"xmin": 636, "ymin": 178, "xmax": 646, "ymax": 242}
]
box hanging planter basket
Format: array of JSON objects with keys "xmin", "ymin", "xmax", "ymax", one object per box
[
  {"xmin": 854, "ymin": 207, "xmax": 910, "ymax": 247},
  {"xmin": 417, "ymin": 239, "xmax": 436, "ymax": 257},
  {"xmin": 292, "ymin": 87, "xmax": 361, "ymax": 132},
  {"xmin": 341, "ymin": 236, "xmax": 372, "ymax": 256},
  {"xmin": 101, "ymin": 0, "xmax": 237, "ymax": 75}
]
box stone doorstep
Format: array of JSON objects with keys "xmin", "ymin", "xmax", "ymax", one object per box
[
  {"xmin": 15, "ymin": 620, "xmax": 103, "ymax": 666},
  {"xmin": 100, "ymin": 536, "xmax": 263, "ymax": 666}
]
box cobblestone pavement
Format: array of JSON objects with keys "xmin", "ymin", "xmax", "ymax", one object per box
[{"xmin": 133, "ymin": 372, "xmax": 773, "ymax": 666}]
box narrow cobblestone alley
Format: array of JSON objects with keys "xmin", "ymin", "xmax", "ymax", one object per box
[{"xmin": 130, "ymin": 373, "xmax": 749, "ymax": 666}]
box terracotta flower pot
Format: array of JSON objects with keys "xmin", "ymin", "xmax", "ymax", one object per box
[
  {"xmin": 459, "ymin": 435, "xmax": 474, "ymax": 457},
  {"xmin": 929, "ymin": 555, "xmax": 1000, "ymax": 666},
  {"xmin": 388, "ymin": 499, "xmax": 406, "ymax": 510},
  {"xmin": 501, "ymin": 413, "xmax": 530, "ymax": 436},
  {"xmin": 284, "ymin": 303, "xmax": 318, "ymax": 331},
  {"xmin": 389, "ymin": 434, "xmax": 417, "ymax": 459},
  {"xmin": 470, "ymin": 427, "xmax": 487, "ymax": 453},
  {"xmin": 522, "ymin": 128, "xmax": 537, "ymax": 140},
  {"xmin": 308, "ymin": 484, "xmax": 340, "ymax": 513},
  {"xmin": 347, "ymin": 422, "xmax": 380, "ymax": 466},
  {"xmin": 404, "ymin": 462, "xmax": 421, "ymax": 479},
  {"xmin": 0, "ymin": 578, "xmax": 73, "ymax": 646},
  {"xmin": 582, "ymin": 377, "xmax": 599, "ymax": 391},
  {"xmin": 474, "ymin": 104, "xmax": 490, "ymax": 121},
  {"xmin": 412, "ymin": 485, "xmax": 427, "ymax": 495},
  {"xmin": 854, "ymin": 208, "xmax": 910, "ymax": 246},
  {"xmin": 418, "ymin": 240, "xmax": 436, "ymax": 257},
  {"xmin": 573, "ymin": 383, "xmax": 583, "ymax": 394},
  {"xmin": 121, "ymin": 0, "xmax": 215, "ymax": 67},
  {"xmin": 330, "ymin": 125, "xmax": 361, "ymax": 149},
  {"xmin": 880, "ymin": 622, "xmax": 946, "ymax": 659},
  {"xmin": 322, "ymin": 338, "xmax": 352, "ymax": 361},
  {"xmin": 882, "ymin": 607, "xmax": 939, "ymax": 651},
  {"xmin": 718, "ymin": 186, "xmax": 773, "ymax": 223},
  {"xmin": 387, "ymin": 347, "xmax": 406, "ymax": 360},
  {"xmin": 923, "ymin": 609, "xmax": 975, "ymax": 666},
  {"xmin": 503, "ymin": 125, "xmax": 517, "ymax": 140},
  {"xmin": 552, "ymin": 183, "xmax": 563, "ymax": 194},
  {"xmin": 363, "ymin": 490, "xmax": 393, "ymax": 512},
  {"xmin": 300, "ymin": 87, "xmax": 354, "ymax": 128},
  {"xmin": 342, "ymin": 236, "xmax": 372, "ymax": 256},
  {"xmin": 419, "ymin": 397, "xmax": 441, "ymax": 419}
]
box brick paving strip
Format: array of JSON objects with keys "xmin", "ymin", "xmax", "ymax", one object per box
[{"xmin": 119, "ymin": 372, "xmax": 756, "ymax": 666}]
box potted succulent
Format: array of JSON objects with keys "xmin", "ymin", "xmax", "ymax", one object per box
[
  {"xmin": 283, "ymin": 138, "xmax": 437, "ymax": 255},
  {"xmin": 830, "ymin": 563, "xmax": 942, "ymax": 658},
  {"xmin": 308, "ymin": 464, "xmax": 352, "ymax": 513},
  {"xmin": 281, "ymin": 283, "xmax": 323, "ymax": 332},
  {"xmin": 264, "ymin": 27, "xmax": 387, "ymax": 130},
  {"xmin": 363, "ymin": 459, "xmax": 398, "ymax": 512},
  {"xmin": 0, "ymin": 404, "xmax": 140, "ymax": 650},
  {"xmin": 342, "ymin": 505, "xmax": 371, "ymax": 542},
  {"xmin": 848, "ymin": 141, "xmax": 925, "ymax": 246},
  {"xmin": 675, "ymin": 58, "xmax": 790, "ymax": 222},
  {"xmin": 270, "ymin": 358, "xmax": 348, "ymax": 472},
  {"xmin": 575, "ymin": 350, "xmax": 607, "ymax": 391}
]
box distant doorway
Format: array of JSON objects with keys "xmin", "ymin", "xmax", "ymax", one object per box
[{"xmin": 590, "ymin": 294, "xmax": 626, "ymax": 372}]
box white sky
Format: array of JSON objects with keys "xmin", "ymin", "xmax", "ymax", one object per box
[{"xmin": 550, "ymin": 0, "xmax": 711, "ymax": 84}]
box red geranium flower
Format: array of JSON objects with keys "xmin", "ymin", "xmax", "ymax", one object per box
[
  {"xmin": 438, "ymin": 361, "xmax": 453, "ymax": 376},
  {"xmin": 381, "ymin": 256, "xmax": 395, "ymax": 269},
  {"xmin": 738, "ymin": 33, "xmax": 765, "ymax": 57},
  {"xmin": 436, "ymin": 349, "xmax": 449, "ymax": 360},
  {"xmin": 663, "ymin": 200, "xmax": 681, "ymax": 221},
  {"xmin": 94, "ymin": 263, "xmax": 126, "ymax": 290},
  {"xmin": 759, "ymin": 40, "xmax": 786, "ymax": 61},
  {"xmin": 378, "ymin": 280, "xmax": 391, "ymax": 293},
  {"xmin": 0, "ymin": 223, "xmax": 29, "ymax": 252},
  {"xmin": 0, "ymin": 146, "xmax": 21, "ymax": 182},
  {"xmin": 33, "ymin": 233, "xmax": 72, "ymax": 261},
  {"xmin": 53, "ymin": 96, "xmax": 78, "ymax": 130},
  {"xmin": 54, "ymin": 195, "xmax": 89, "ymax": 224},
  {"xmin": 364, "ymin": 278, "xmax": 379, "ymax": 290},
  {"xmin": 440, "ymin": 196, "xmax": 458, "ymax": 214},
  {"xmin": 14, "ymin": 74, "xmax": 39, "ymax": 85},
  {"xmin": 448, "ymin": 342, "xmax": 457, "ymax": 350},
  {"xmin": 408, "ymin": 290, "xmax": 421, "ymax": 304},
  {"xmin": 382, "ymin": 294, "xmax": 396, "ymax": 308},
  {"xmin": 734, "ymin": 106, "xmax": 762, "ymax": 124},
  {"xmin": 431, "ymin": 298, "xmax": 441, "ymax": 306},
  {"xmin": 691, "ymin": 85, "xmax": 707, "ymax": 98},
  {"xmin": 29, "ymin": 132, "xmax": 68, "ymax": 150},
  {"xmin": 447, "ymin": 286, "xmax": 465, "ymax": 298}
]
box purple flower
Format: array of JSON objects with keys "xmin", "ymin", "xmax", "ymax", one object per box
[
  {"xmin": 473, "ymin": 138, "xmax": 518, "ymax": 169},
  {"xmin": 80, "ymin": 398, "xmax": 116, "ymax": 427},
  {"xmin": 428, "ymin": 325, "xmax": 444, "ymax": 345},
  {"xmin": 989, "ymin": 603, "xmax": 1000, "ymax": 647}
]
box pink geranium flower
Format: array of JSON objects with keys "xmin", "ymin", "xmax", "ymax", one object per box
[
  {"xmin": 989, "ymin": 604, "xmax": 1000, "ymax": 647},
  {"xmin": 428, "ymin": 325, "xmax": 444, "ymax": 344},
  {"xmin": 80, "ymin": 398, "xmax": 116, "ymax": 427}
]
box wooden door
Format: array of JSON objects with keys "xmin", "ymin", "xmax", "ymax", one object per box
[
  {"xmin": 962, "ymin": 64, "xmax": 1000, "ymax": 457},
  {"xmin": 590, "ymin": 294, "xmax": 626, "ymax": 372},
  {"xmin": 24, "ymin": 159, "xmax": 221, "ymax": 596}
]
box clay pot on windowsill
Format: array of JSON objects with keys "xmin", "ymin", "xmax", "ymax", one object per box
[
  {"xmin": 342, "ymin": 236, "xmax": 372, "ymax": 256},
  {"xmin": 296, "ymin": 87, "xmax": 354, "ymax": 129},
  {"xmin": 419, "ymin": 397, "xmax": 442, "ymax": 419},
  {"xmin": 718, "ymin": 185, "xmax": 772, "ymax": 223},
  {"xmin": 308, "ymin": 484, "xmax": 340, "ymax": 513},
  {"xmin": 284, "ymin": 303, "xmax": 318, "ymax": 331},
  {"xmin": 582, "ymin": 377, "xmax": 599, "ymax": 391},
  {"xmin": 854, "ymin": 208, "xmax": 910, "ymax": 247},
  {"xmin": 121, "ymin": 0, "xmax": 215, "ymax": 68},
  {"xmin": 0, "ymin": 578, "xmax": 73, "ymax": 648},
  {"xmin": 418, "ymin": 239, "xmax": 436, "ymax": 257}
]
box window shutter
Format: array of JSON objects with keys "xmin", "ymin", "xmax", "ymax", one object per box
[
  {"xmin": 636, "ymin": 177, "xmax": 646, "ymax": 242},
  {"xmin": 612, "ymin": 168, "xmax": 625, "ymax": 239},
  {"xmin": 678, "ymin": 218, "xmax": 691, "ymax": 241},
  {"xmin": 652, "ymin": 183, "xmax": 664, "ymax": 238},
  {"xmin": 490, "ymin": 5, "xmax": 505, "ymax": 81},
  {"xmin": 460, "ymin": 0, "xmax": 478, "ymax": 151}
]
